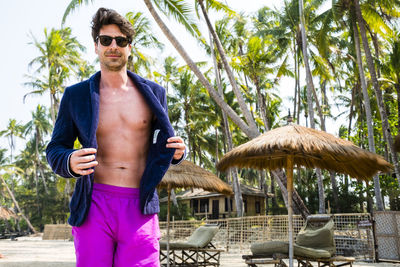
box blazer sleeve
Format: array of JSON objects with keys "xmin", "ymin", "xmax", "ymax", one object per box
[
  {"xmin": 46, "ymin": 88, "xmax": 80, "ymax": 178},
  {"xmin": 160, "ymin": 86, "xmax": 186, "ymax": 165}
]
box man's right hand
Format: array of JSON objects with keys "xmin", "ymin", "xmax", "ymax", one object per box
[{"xmin": 70, "ymin": 148, "xmax": 98, "ymax": 176}]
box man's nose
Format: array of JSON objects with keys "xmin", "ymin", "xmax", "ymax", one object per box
[{"xmin": 109, "ymin": 39, "xmax": 118, "ymax": 48}]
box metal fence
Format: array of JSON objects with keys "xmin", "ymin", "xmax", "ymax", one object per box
[
  {"xmin": 159, "ymin": 213, "xmax": 374, "ymax": 260},
  {"xmin": 374, "ymin": 211, "xmax": 400, "ymax": 261}
]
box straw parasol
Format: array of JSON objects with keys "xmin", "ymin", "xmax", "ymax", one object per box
[
  {"xmin": 217, "ymin": 123, "xmax": 392, "ymax": 267},
  {"xmin": 0, "ymin": 206, "xmax": 16, "ymax": 220},
  {"xmin": 159, "ymin": 160, "xmax": 233, "ymax": 195},
  {"xmin": 159, "ymin": 160, "xmax": 232, "ymax": 267}
]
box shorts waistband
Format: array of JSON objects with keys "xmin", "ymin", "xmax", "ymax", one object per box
[{"xmin": 93, "ymin": 183, "xmax": 140, "ymax": 199}]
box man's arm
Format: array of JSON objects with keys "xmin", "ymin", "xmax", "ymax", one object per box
[{"xmin": 46, "ymin": 88, "xmax": 81, "ymax": 178}]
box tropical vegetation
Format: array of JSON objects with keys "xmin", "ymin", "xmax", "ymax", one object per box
[{"xmin": 1, "ymin": 0, "xmax": 400, "ymax": 233}]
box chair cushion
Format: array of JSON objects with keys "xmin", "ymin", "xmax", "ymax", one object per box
[
  {"xmin": 251, "ymin": 241, "xmax": 331, "ymax": 259},
  {"xmin": 251, "ymin": 241, "xmax": 288, "ymax": 256},
  {"xmin": 186, "ymin": 225, "xmax": 219, "ymax": 248},
  {"xmin": 160, "ymin": 241, "xmax": 197, "ymax": 249},
  {"xmin": 296, "ymin": 219, "xmax": 335, "ymax": 255},
  {"xmin": 159, "ymin": 225, "xmax": 219, "ymax": 249}
]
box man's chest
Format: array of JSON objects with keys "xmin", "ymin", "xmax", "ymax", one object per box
[{"xmin": 96, "ymin": 88, "xmax": 154, "ymax": 134}]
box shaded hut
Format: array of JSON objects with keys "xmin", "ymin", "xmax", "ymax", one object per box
[{"xmin": 160, "ymin": 184, "xmax": 273, "ymax": 219}]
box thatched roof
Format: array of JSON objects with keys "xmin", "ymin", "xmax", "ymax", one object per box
[
  {"xmin": 217, "ymin": 124, "xmax": 392, "ymax": 181},
  {"xmin": 159, "ymin": 160, "xmax": 233, "ymax": 195},
  {"xmin": 0, "ymin": 206, "xmax": 16, "ymax": 220}
]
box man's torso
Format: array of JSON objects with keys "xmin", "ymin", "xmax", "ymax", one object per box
[{"xmin": 94, "ymin": 77, "xmax": 153, "ymax": 188}]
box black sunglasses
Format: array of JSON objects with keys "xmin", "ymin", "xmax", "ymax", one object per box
[{"xmin": 96, "ymin": 35, "xmax": 130, "ymax": 47}]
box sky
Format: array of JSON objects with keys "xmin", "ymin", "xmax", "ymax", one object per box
[{"xmin": 0, "ymin": 0, "xmax": 335, "ymax": 152}]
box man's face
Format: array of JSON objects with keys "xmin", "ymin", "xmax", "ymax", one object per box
[{"xmin": 95, "ymin": 24, "xmax": 131, "ymax": 72}]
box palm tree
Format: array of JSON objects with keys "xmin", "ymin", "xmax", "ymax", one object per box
[
  {"xmin": 328, "ymin": 0, "xmax": 387, "ymax": 210},
  {"xmin": 23, "ymin": 105, "xmax": 52, "ymax": 194},
  {"xmin": 0, "ymin": 119, "xmax": 24, "ymax": 195},
  {"xmin": 353, "ymin": 0, "xmax": 400, "ymax": 188},
  {"xmin": 196, "ymin": 0, "xmax": 258, "ymax": 132},
  {"xmin": 0, "ymin": 149, "xmax": 37, "ymax": 234},
  {"xmin": 125, "ymin": 11, "xmax": 164, "ymax": 77},
  {"xmin": 77, "ymin": 60, "xmax": 96, "ymax": 81},
  {"xmin": 154, "ymin": 56, "xmax": 179, "ymax": 93},
  {"xmin": 0, "ymin": 119, "xmax": 24, "ymax": 163},
  {"xmin": 209, "ymin": 31, "xmax": 244, "ymax": 216},
  {"xmin": 25, "ymin": 27, "xmax": 85, "ymax": 124}
]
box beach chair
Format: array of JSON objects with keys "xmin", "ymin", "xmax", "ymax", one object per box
[
  {"xmin": 159, "ymin": 224, "xmax": 224, "ymax": 266},
  {"xmin": 242, "ymin": 215, "xmax": 355, "ymax": 267}
]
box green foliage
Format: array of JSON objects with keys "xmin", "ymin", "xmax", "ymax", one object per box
[
  {"xmin": 3, "ymin": 0, "xmax": 400, "ymax": 235},
  {"xmin": 159, "ymin": 202, "xmax": 194, "ymax": 221}
]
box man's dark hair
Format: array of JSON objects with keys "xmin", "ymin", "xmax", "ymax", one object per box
[{"xmin": 91, "ymin": 8, "xmax": 135, "ymax": 43}]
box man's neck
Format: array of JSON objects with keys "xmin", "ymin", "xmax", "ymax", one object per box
[{"xmin": 100, "ymin": 67, "xmax": 129, "ymax": 90}]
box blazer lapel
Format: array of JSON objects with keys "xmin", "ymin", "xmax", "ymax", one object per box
[
  {"xmin": 127, "ymin": 71, "xmax": 173, "ymax": 135},
  {"xmin": 89, "ymin": 72, "xmax": 101, "ymax": 148}
]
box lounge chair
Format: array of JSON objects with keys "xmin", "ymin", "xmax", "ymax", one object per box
[
  {"xmin": 242, "ymin": 215, "xmax": 355, "ymax": 267},
  {"xmin": 159, "ymin": 224, "xmax": 223, "ymax": 266}
]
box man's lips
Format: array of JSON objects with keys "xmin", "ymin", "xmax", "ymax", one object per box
[{"xmin": 105, "ymin": 52, "xmax": 121, "ymax": 57}]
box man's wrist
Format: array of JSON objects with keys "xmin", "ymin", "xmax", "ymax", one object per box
[
  {"xmin": 67, "ymin": 151, "xmax": 81, "ymax": 178},
  {"xmin": 171, "ymin": 148, "xmax": 187, "ymax": 165}
]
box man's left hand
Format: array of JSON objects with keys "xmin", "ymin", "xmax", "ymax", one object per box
[{"xmin": 166, "ymin": 136, "xmax": 186, "ymax": 160}]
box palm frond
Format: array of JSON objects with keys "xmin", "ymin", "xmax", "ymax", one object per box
[
  {"xmin": 62, "ymin": 0, "xmax": 94, "ymax": 26},
  {"xmin": 154, "ymin": 0, "xmax": 201, "ymax": 39}
]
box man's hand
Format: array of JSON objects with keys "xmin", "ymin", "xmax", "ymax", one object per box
[
  {"xmin": 166, "ymin": 137, "xmax": 186, "ymax": 160},
  {"xmin": 70, "ymin": 148, "xmax": 98, "ymax": 176}
]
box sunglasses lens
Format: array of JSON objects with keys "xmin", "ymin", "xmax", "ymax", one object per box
[
  {"xmin": 115, "ymin": 37, "xmax": 129, "ymax": 47},
  {"xmin": 98, "ymin": 36, "xmax": 129, "ymax": 47},
  {"xmin": 99, "ymin": 36, "xmax": 112, "ymax": 46}
]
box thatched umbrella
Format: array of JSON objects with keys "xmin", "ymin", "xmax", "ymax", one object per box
[
  {"xmin": 0, "ymin": 206, "xmax": 16, "ymax": 220},
  {"xmin": 217, "ymin": 124, "xmax": 392, "ymax": 267},
  {"xmin": 159, "ymin": 160, "xmax": 232, "ymax": 267}
]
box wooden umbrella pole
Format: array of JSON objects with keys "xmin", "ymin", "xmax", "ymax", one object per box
[
  {"xmin": 167, "ymin": 186, "xmax": 171, "ymax": 267},
  {"xmin": 287, "ymin": 154, "xmax": 294, "ymax": 267}
]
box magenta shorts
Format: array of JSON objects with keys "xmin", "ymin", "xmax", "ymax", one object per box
[{"xmin": 72, "ymin": 183, "xmax": 161, "ymax": 267}]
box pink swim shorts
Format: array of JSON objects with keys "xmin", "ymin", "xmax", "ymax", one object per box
[{"xmin": 72, "ymin": 183, "xmax": 161, "ymax": 267}]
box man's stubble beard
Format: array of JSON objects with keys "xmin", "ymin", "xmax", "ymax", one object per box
[
  {"xmin": 102, "ymin": 57, "xmax": 128, "ymax": 72},
  {"xmin": 100, "ymin": 51, "xmax": 128, "ymax": 72}
]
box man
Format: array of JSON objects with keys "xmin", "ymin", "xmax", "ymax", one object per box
[{"xmin": 46, "ymin": 7, "xmax": 186, "ymax": 267}]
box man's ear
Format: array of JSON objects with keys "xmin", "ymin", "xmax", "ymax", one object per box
[{"xmin": 94, "ymin": 42, "xmax": 98, "ymax": 54}]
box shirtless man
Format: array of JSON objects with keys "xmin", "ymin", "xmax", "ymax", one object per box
[{"xmin": 46, "ymin": 8, "xmax": 186, "ymax": 267}]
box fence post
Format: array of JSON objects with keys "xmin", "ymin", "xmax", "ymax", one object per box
[
  {"xmin": 172, "ymin": 216, "xmax": 175, "ymax": 240},
  {"xmin": 226, "ymin": 219, "xmax": 230, "ymax": 252},
  {"xmin": 240, "ymin": 217, "xmax": 244, "ymax": 251}
]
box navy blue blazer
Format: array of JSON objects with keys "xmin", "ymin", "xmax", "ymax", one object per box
[{"xmin": 46, "ymin": 71, "xmax": 181, "ymax": 226}]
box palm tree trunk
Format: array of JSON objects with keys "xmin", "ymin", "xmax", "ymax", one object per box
[
  {"xmin": 1, "ymin": 175, "xmax": 36, "ymax": 234},
  {"xmin": 210, "ymin": 33, "xmax": 244, "ymax": 217},
  {"xmin": 352, "ymin": 17, "xmax": 384, "ymax": 210},
  {"xmin": 272, "ymin": 169, "xmax": 310, "ymax": 219},
  {"xmin": 293, "ymin": 40, "xmax": 298, "ymax": 121},
  {"xmin": 396, "ymin": 83, "xmax": 400, "ymax": 133},
  {"xmin": 329, "ymin": 171, "xmax": 340, "ymax": 212},
  {"xmin": 35, "ymin": 132, "xmax": 48, "ymax": 194},
  {"xmin": 34, "ymin": 167, "xmax": 42, "ymax": 226},
  {"xmin": 198, "ymin": 0, "xmax": 257, "ymax": 131},
  {"xmin": 299, "ymin": 0, "xmax": 325, "ymax": 214},
  {"xmin": 143, "ymin": 0, "xmax": 258, "ymax": 139},
  {"xmin": 50, "ymin": 93, "xmax": 56, "ymax": 126},
  {"xmin": 354, "ymin": 0, "xmax": 400, "ymax": 188}
]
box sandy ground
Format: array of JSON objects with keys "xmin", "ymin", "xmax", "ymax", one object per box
[{"xmin": 0, "ymin": 236, "xmax": 399, "ymax": 267}]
